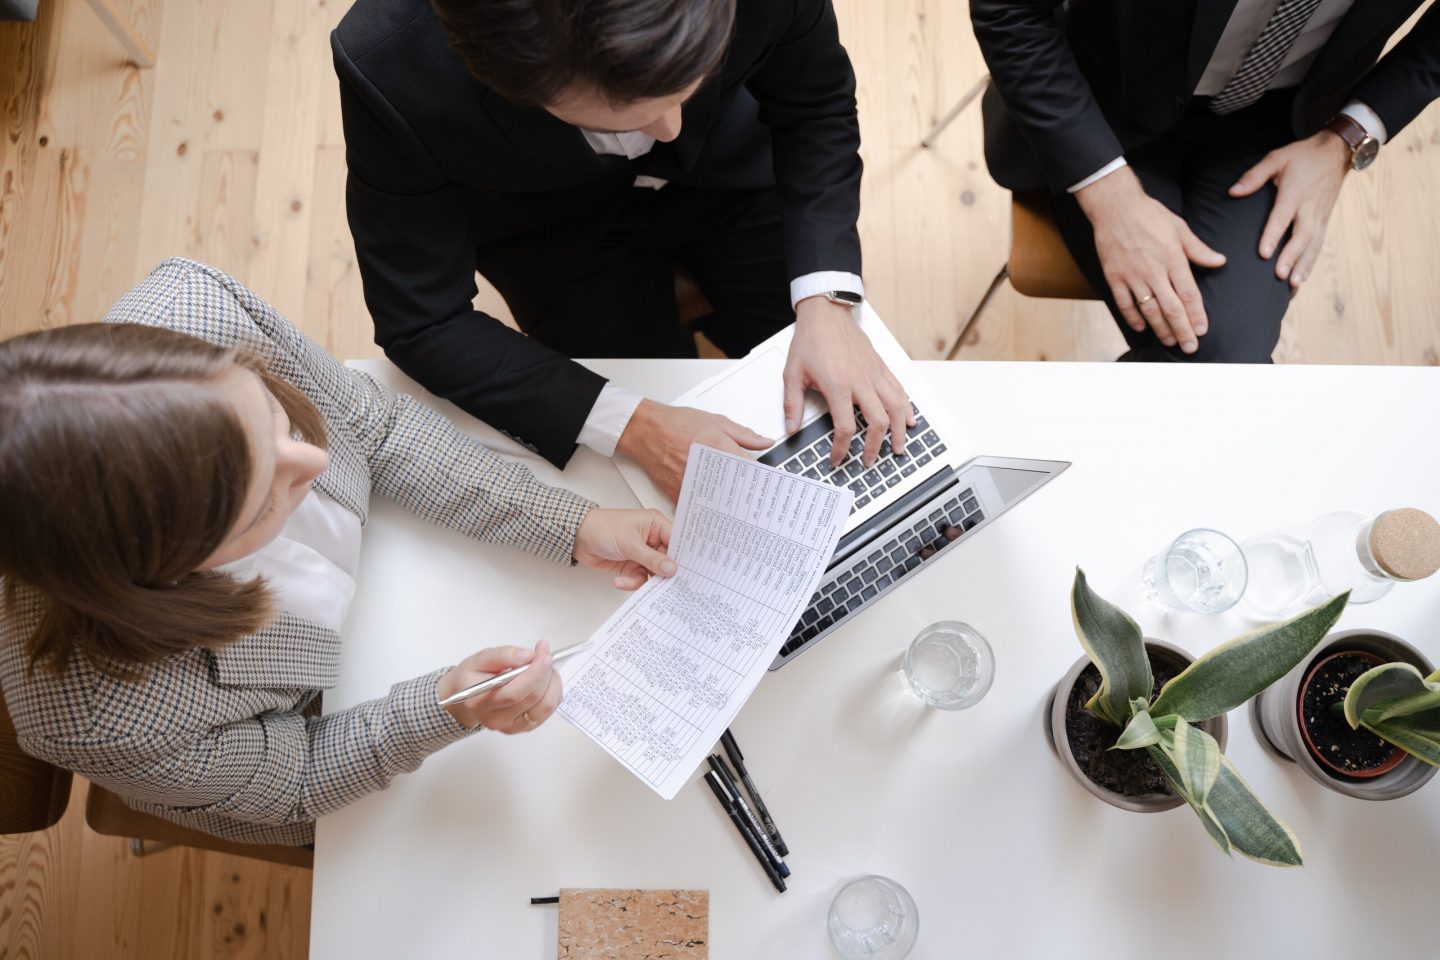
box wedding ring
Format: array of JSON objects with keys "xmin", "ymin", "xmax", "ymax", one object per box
[
  {"xmin": 520, "ymin": 710, "xmax": 533, "ymax": 726},
  {"xmin": 1137, "ymin": 293, "xmax": 1155, "ymax": 305}
]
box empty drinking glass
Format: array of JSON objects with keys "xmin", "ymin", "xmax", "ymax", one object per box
[
  {"xmin": 903, "ymin": 621, "xmax": 994, "ymax": 710},
  {"xmin": 827, "ymin": 875, "xmax": 919, "ymax": 960},
  {"xmin": 1141, "ymin": 528, "xmax": 1248, "ymax": 614}
]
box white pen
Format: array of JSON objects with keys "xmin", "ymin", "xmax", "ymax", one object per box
[{"xmin": 436, "ymin": 643, "xmax": 590, "ymax": 707}]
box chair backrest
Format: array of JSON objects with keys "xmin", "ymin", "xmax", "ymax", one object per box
[
  {"xmin": 1009, "ymin": 191, "xmax": 1101, "ymax": 301},
  {"xmin": 0, "ymin": 684, "xmax": 73, "ymax": 834}
]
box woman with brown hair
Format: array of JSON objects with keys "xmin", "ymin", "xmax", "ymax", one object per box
[{"xmin": 0, "ymin": 257, "xmax": 676, "ymax": 846}]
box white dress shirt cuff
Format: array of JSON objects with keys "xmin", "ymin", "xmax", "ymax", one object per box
[
  {"xmin": 790, "ymin": 271, "xmax": 865, "ymax": 310},
  {"xmin": 576, "ymin": 382, "xmax": 646, "ymax": 458},
  {"xmin": 1339, "ymin": 101, "xmax": 1389, "ymax": 145},
  {"xmin": 1068, "ymin": 157, "xmax": 1129, "ymax": 194}
]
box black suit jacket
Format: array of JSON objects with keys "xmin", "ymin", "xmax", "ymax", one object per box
[
  {"xmin": 972, "ymin": 0, "xmax": 1440, "ymax": 193},
  {"xmin": 332, "ymin": 0, "xmax": 862, "ymax": 467}
]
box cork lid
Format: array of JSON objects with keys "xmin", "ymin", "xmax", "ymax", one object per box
[{"xmin": 1370, "ymin": 508, "xmax": 1440, "ymax": 581}]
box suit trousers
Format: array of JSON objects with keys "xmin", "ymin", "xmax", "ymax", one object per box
[
  {"xmin": 1050, "ymin": 90, "xmax": 1302, "ymax": 363},
  {"xmin": 497, "ymin": 184, "xmax": 794, "ymax": 360}
]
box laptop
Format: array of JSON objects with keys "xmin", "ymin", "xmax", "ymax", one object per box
[{"xmin": 615, "ymin": 304, "xmax": 1068, "ymax": 669}]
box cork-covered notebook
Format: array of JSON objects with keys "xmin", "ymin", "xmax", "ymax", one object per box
[{"xmin": 557, "ymin": 888, "xmax": 708, "ymax": 959}]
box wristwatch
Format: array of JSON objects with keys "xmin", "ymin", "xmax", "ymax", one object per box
[
  {"xmin": 822, "ymin": 290, "xmax": 864, "ymax": 306},
  {"xmin": 1325, "ymin": 114, "xmax": 1379, "ymax": 171}
]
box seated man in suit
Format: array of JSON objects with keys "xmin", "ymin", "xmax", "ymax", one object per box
[
  {"xmin": 333, "ymin": 0, "xmax": 911, "ymax": 501},
  {"xmin": 973, "ymin": 1, "xmax": 1439, "ymax": 362}
]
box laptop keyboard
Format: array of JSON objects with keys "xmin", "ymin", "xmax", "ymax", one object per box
[
  {"xmin": 758, "ymin": 403, "xmax": 949, "ymax": 512},
  {"xmin": 776, "ymin": 486, "xmax": 986, "ymax": 663}
]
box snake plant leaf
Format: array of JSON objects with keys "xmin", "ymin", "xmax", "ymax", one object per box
[
  {"xmin": 1344, "ymin": 662, "xmax": 1440, "ymax": 726},
  {"xmin": 1072, "ymin": 568, "xmax": 1152, "ymax": 727},
  {"xmin": 1146, "ymin": 743, "xmax": 1232, "ymax": 857},
  {"xmin": 1149, "ymin": 592, "xmax": 1349, "ymax": 722},
  {"xmin": 1170, "ymin": 719, "xmax": 1222, "ymax": 809},
  {"xmin": 1203, "ymin": 755, "xmax": 1303, "ymax": 867},
  {"xmin": 1115, "ymin": 709, "xmax": 1161, "ymax": 750},
  {"xmin": 1359, "ymin": 712, "xmax": 1440, "ymax": 767}
]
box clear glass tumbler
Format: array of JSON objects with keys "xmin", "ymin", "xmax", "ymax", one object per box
[
  {"xmin": 827, "ymin": 875, "xmax": 919, "ymax": 960},
  {"xmin": 1140, "ymin": 528, "xmax": 1247, "ymax": 614},
  {"xmin": 903, "ymin": 621, "xmax": 994, "ymax": 710}
]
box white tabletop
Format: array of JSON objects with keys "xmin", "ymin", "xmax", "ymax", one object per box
[{"xmin": 312, "ymin": 357, "xmax": 1440, "ymax": 960}]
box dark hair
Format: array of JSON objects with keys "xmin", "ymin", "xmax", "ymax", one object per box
[
  {"xmin": 430, "ymin": 0, "xmax": 735, "ymax": 108},
  {"xmin": 0, "ymin": 323, "xmax": 327, "ymax": 678}
]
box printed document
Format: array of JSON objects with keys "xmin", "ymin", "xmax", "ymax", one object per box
[{"xmin": 558, "ymin": 444, "xmax": 852, "ymax": 799}]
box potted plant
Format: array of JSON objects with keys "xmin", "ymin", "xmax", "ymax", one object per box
[
  {"xmin": 1253, "ymin": 629, "xmax": 1439, "ymax": 800},
  {"xmin": 1046, "ymin": 569, "xmax": 1348, "ymax": 865}
]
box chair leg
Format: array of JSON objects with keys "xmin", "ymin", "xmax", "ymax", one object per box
[
  {"xmin": 946, "ymin": 264, "xmax": 1009, "ymax": 360},
  {"xmin": 82, "ymin": 0, "xmax": 157, "ymax": 67},
  {"xmin": 920, "ymin": 74, "xmax": 990, "ymax": 148},
  {"xmin": 129, "ymin": 837, "xmax": 174, "ymax": 857}
]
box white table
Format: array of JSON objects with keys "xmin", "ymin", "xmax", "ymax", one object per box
[{"xmin": 312, "ymin": 358, "xmax": 1440, "ymax": 960}]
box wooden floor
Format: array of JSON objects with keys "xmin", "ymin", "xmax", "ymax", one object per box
[{"xmin": 1, "ymin": 0, "xmax": 1437, "ymax": 956}]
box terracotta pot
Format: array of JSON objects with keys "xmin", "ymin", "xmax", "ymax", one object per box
[
  {"xmin": 1296, "ymin": 650, "xmax": 1406, "ymax": 779},
  {"xmin": 1045, "ymin": 638, "xmax": 1229, "ymax": 813},
  {"xmin": 1252, "ymin": 628, "xmax": 1437, "ymax": 801}
]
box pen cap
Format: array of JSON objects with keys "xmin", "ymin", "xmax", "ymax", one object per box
[
  {"xmin": 703, "ymin": 771, "xmax": 733, "ymax": 808},
  {"xmin": 721, "ymin": 729, "xmax": 745, "ymax": 764}
]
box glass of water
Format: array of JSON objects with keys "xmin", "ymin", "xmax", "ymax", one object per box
[
  {"xmin": 1141, "ymin": 528, "xmax": 1248, "ymax": 614},
  {"xmin": 903, "ymin": 621, "xmax": 994, "ymax": 710},
  {"xmin": 828, "ymin": 875, "xmax": 919, "ymax": 960}
]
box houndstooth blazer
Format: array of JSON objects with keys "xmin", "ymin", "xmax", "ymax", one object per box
[{"xmin": 0, "ymin": 258, "xmax": 597, "ymax": 846}]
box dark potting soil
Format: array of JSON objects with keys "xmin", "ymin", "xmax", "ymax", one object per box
[
  {"xmin": 1064, "ymin": 655, "xmax": 1182, "ymax": 798},
  {"xmin": 1301, "ymin": 653, "xmax": 1400, "ymax": 775}
]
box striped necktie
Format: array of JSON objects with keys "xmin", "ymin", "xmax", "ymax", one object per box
[{"xmin": 1209, "ymin": 0, "xmax": 1324, "ymax": 115}]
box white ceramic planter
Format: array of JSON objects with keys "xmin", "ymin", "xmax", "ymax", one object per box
[
  {"xmin": 1045, "ymin": 638, "xmax": 1228, "ymax": 813},
  {"xmin": 1251, "ymin": 628, "xmax": 1437, "ymax": 801}
]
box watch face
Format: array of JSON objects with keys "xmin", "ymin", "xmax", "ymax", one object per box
[
  {"xmin": 1354, "ymin": 138, "xmax": 1379, "ymax": 171},
  {"xmin": 826, "ymin": 290, "xmax": 863, "ymax": 306}
]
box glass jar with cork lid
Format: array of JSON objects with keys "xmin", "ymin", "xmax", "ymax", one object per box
[{"xmin": 1239, "ymin": 508, "xmax": 1440, "ymax": 620}]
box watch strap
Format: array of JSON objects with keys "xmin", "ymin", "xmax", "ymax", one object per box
[{"xmin": 1326, "ymin": 114, "xmax": 1368, "ymax": 153}]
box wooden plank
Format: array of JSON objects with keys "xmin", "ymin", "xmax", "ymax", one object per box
[
  {"xmin": 195, "ymin": 148, "xmax": 260, "ymax": 278},
  {"xmin": 303, "ymin": 144, "xmax": 377, "ymax": 358},
  {"xmin": 245, "ymin": 0, "xmax": 333, "ymax": 325},
  {"xmin": 837, "ymin": 0, "xmax": 1010, "ymax": 360}
]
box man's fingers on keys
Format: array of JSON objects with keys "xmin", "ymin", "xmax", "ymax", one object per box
[
  {"xmin": 879, "ymin": 380, "xmax": 910, "ymax": 454},
  {"xmin": 855, "ymin": 388, "xmax": 889, "ymax": 466},
  {"xmin": 883, "ymin": 369, "xmax": 915, "ymax": 428},
  {"xmin": 828, "ymin": 390, "xmax": 856, "ymax": 466}
]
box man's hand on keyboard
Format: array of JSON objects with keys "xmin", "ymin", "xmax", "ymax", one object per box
[
  {"xmin": 617, "ymin": 398, "xmax": 773, "ymax": 503},
  {"xmin": 785, "ymin": 297, "xmax": 914, "ymax": 468}
]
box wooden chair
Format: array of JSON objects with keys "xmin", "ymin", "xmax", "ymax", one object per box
[
  {"xmin": 1007, "ymin": 191, "xmax": 1098, "ymax": 301},
  {"xmin": 86, "ymin": 786, "xmax": 313, "ymax": 868},
  {"xmin": 2, "ymin": 686, "xmax": 311, "ymax": 867},
  {"xmin": 0, "ymin": 687, "xmax": 72, "ymax": 834}
]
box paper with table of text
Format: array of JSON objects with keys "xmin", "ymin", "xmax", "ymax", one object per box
[{"xmin": 558, "ymin": 444, "xmax": 852, "ymax": 799}]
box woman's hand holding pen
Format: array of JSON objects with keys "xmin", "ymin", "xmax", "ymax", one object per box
[
  {"xmin": 438, "ymin": 641, "xmax": 560, "ymax": 732},
  {"xmin": 573, "ymin": 508, "xmax": 677, "ymax": 590}
]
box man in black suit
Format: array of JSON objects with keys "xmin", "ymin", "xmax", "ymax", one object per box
[
  {"xmin": 973, "ymin": 1, "xmax": 1440, "ymax": 362},
  {"xmin": 333, "ymin": 0, "xmax": 911, "ymax": 501}
]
